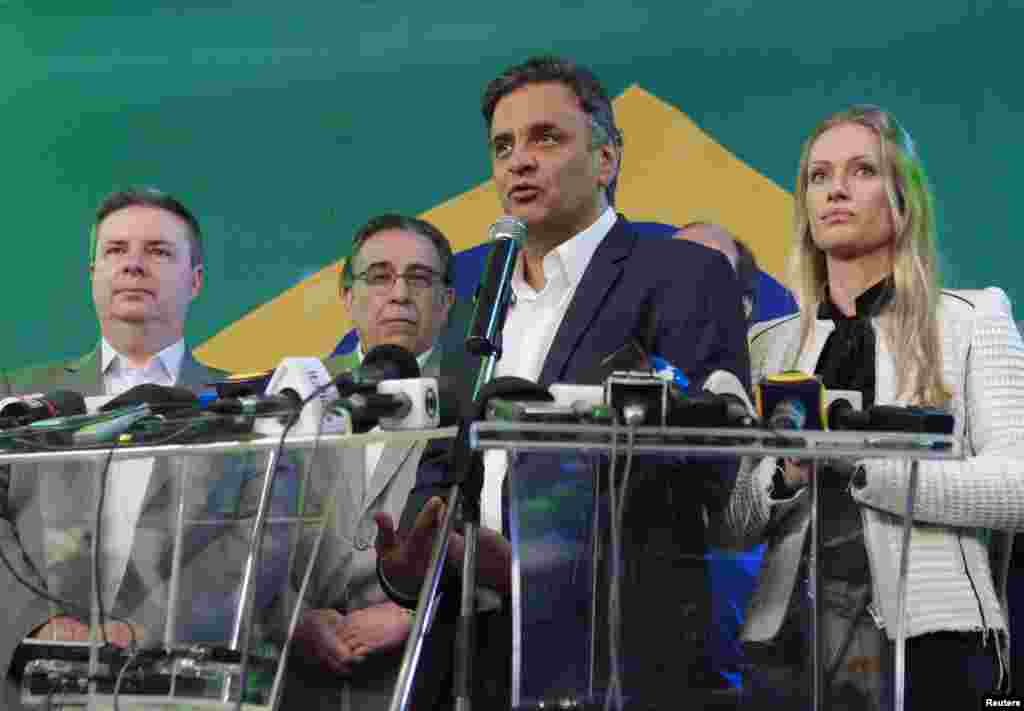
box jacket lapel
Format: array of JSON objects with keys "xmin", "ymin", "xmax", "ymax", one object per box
[
  {"xmin": 538, "ymin": 216, "xmax": 633, "ymax": 386},
  {"xmin": 56, "ymin": 347, "xmax": 106, "ymax": 397}
]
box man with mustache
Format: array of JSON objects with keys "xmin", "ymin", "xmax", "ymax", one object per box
[
  {"xmin": 0, "ymin": 187, "xmax": 228, "ymax": 708},
  {"xmin": 282, "ymin": 214, "xmax": 456, "ymax": 711},
  {"xmin": 375, "ymin": 56, "xmax": 751, "ymax": 708}
]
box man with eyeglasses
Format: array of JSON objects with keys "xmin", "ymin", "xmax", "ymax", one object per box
[{"xmin": 282, "ymin": 214, "xmax": 456, "ymax": 711}]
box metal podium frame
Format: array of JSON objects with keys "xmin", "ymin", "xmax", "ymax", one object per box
[
  {"xmin": 0, "ymin": 426, "xmax": 457, "ymax": 711},
  {"xmin": 470, "ymin": 422, "xmax": 963, "ymax": 711}
]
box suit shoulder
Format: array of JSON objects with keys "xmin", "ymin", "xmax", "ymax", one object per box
[
  {"xmin": 941, "ymin": 287, "xmax": 1014, "ymax": 319},
  {"xmin": 0, "ymin": 355, "xmax": 84, "ymax": 396}
]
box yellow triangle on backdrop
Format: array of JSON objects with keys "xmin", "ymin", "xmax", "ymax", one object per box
[{"xmin": 197, "ymin": 85, "xmax": 794, "ymax": 373}]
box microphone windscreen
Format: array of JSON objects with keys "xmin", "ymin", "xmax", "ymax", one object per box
[
  {"xmin": 101, "ymin": 384, "xmax": 199, "ymax": 415},
  {"xmin": 362, "ymin": 344, "xmax": 421, "ymax": 380},
  {"xmin": 46, "ymin": 390, "xmax": 88, "ymax": 417}
]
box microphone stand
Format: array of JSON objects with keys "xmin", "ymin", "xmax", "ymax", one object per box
[{"xmin": 390, "ymin": 228, "xmax": 519, "ymax": 711}]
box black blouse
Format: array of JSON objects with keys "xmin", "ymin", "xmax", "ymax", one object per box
[{"xmin": 814, "ymin": 276, "xmax": 894, "ymax": 582}]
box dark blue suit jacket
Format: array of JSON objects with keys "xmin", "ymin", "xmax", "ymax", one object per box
[{"xmin": 396, "ymin": 215, "xmax": 751, "ymax": 709}]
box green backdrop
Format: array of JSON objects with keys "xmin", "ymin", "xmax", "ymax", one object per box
[{"xmin": 2, "ymin": 0, "xmax": 1019, "ymax": 368}]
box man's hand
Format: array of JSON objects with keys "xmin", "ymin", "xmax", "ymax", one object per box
[
  {"xmin": 335, "ymin": 603, "xmax": 413, "ymax": 658},
  {"xmin": 375, "ymin": 496, "xmax": 513, "ymax": 597},
  {"xmin": 292, "ymin": 609, "xmax": 364, "ymax": 675},
  {"xmin": 32, "ymin": 616, "xmax": 143, "ymax": 647},
  {"xmin": 374, "ymin": 496, "xmax": 448, "ymax": 598}
]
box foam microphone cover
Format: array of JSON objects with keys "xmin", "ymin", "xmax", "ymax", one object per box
[
  {"xmin": 100, "ymin": 383, "xmax": 200, "ymax": 415},
  {"xmin": 362, "ymin": 343, "xmax": 421, "ymax": 380},
  {"xmin": 2, "ymin": 390, "xmax": 87, "ymax": 418}
]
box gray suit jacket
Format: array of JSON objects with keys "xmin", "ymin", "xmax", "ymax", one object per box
[
  {"xmin": 0, "ymin": 346, "xmax": 233, "ymax": 709},
  {"xmin": 280, "ymin": 347, "xmax": 442, "ymax": 711}
]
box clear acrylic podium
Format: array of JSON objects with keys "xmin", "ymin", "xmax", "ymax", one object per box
[
  {"xmin": 0, "ymin": 425, "xmax": 456, "ymax": 711},
  {"xmin": 470, "ymin": 422, "xmax": 962, "ymax": 711}
]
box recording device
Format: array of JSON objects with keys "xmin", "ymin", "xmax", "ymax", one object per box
[
  {"xmin": 604, "ymin": 371, "xmax": 668, "ymax": 426},
  {"xmin": 756, "ymin": 371, "xmax": 827, "ymax": 430},
  {"xmin": 465, "ymin": 216, "xmax": 527, "ymax": 358},
  {"xmin": 0, "ymin": 390, "xmax": 86, "ymax": 429},
  {"xmin": 333, "ymin": 377, "xmax": 442, "ymax": 432}
]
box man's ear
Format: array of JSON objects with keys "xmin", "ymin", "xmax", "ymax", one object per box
[
  {"xmin": 596, "ymin": 141, "xmax": 619, "ymax": 191},
  {"xmin": 190, "ymin": 264, "xmax": 204, "ymax": 299}
]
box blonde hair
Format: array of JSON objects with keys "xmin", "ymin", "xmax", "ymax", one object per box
[{"xmin": 791, "ymin": 105, "xmax": 950, "ymax": 406}]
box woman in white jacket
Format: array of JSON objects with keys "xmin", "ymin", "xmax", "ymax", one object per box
[{"xmin": 718, "ymin": 105, "xmax": 1024, "ymax": 709}]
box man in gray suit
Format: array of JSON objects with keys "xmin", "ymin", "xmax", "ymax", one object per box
[
  {"xmin": 0, "ymin": 187, "xmax": 229, "ymax": 707},
  {"xmin": 282, "ymin": 214, "xmax": 456, "ymax": 710}
]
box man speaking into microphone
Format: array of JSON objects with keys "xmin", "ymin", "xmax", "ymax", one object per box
[
  {"xmin": 374, "ymin": 56, "xmax": 751, "ymax": 709},
  {"xmin": 0, "ymin": 187, "xmax": 228, "ymax": 708}
]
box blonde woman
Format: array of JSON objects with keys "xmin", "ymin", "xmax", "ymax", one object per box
[{"xmin": 717, "ymin": 105, "xmax": 1024, "ymax": 708}]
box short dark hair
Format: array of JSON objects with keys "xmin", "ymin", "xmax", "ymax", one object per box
[
  {"xmin": 93, "ymin": 187, "xmax": 203, "ymax": 267},
  {"xmin": 481, "ymin": 55, "xmax": 624, "ymax": 204},
  {"xmin": 734, "ymin": 238, "xmax": 759, "ymax": 322},
  {"xmin": 340, "ymin": 214, "xmax": 455, "ymax": 291}
]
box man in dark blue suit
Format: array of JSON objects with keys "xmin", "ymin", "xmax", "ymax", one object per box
[{"xmin": 375, "ymin": 55, "xmax": 751, "ymax": 709}]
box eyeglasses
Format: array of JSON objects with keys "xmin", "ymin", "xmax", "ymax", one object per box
[{"xmin": 352, "ymin": 266, "xmax": 445, "ymax": 291}]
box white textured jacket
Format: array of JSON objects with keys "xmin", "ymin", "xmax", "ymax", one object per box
[{"xmin": 716, "ymin": 287, "xmax": 1024, "ymax": 659}]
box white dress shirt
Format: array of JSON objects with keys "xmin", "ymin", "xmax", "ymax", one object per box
[
  {"xmin": 98, "ymin": 338, "xmax": 186, "ymax": 607},
  {"xmin": 481, "ymin": 207, "xmax": 616, "ymax": 531}
]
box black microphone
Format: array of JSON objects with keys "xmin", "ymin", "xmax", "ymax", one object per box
[
  {"xmin": 206, "ymin": 390, "xmax": 300, "ymax": 416},
  {"xmin": 465, "ymin": 216, "xmax": 527, "ymax": 358},
  {"xmin": 100, "ymin": 384, "xmax": 200, "ymax": 415},
  {"xmin": 827, "ymin": 397, "xmax": 871, "ymax": 431},
  {"xmin": 332, "ymin": 344, "xmax": 421, "ymax": 397},
  {"xmin": 0, "ymin": 390, "xmax": 87, "ymax": 428},
  {"xmin": 699, "ymin": 370, "xmax": 759, "ymax": 427},
  {"xmin": 830, "ymin": 399, "xmax": 954, "ymax": 435},
  {"xmin": 335, "ymin": 392, "xmax": 410, "ymax": 433}
]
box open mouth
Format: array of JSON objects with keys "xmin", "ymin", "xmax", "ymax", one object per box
[{"xmin": 509, "ymin": 186, "xmax": 541, "ymax": 202}]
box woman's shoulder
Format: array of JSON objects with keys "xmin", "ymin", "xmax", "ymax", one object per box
[
  {"xmin": 939, "ymin": 287, "xmax": 1014, "ymax": 321},
  {"xmin": 749, "ymin": 312, "xmax": 801, "ymax": 347}
]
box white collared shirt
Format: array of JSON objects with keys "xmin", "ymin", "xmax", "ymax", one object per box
[
  {"xmin": 481, "ymin": 207, "xmax": 617, "ymax": 531},
  {"xmin": 101, "ymin": 338, "xmax": 186, "ymax": 396},
  {"xmin": 98, "ymin": 338, "xmax": 187, "ymax": 607},
  {"xmin": 354, "ymin": 344, "xmax": 435, "ymax": 489}
]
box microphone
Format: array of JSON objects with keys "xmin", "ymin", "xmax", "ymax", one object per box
[
  {"xmin": 465, "ymin": 216, "xmax": 527, "ymax": 358},
  {"xmin": 333, "ymin": 377, "xmax": 448, "ymax": 433},
  {"xmin": 756, "ymin": 372, "xmax": 827, "ymax": 431},
  {"xmin": 830, "ymin": 400, "xmax": 954, "ymax": 435},
  {"xmin": 335, "ymin": 392, "xmax": 409, "ymax": 433},
  {"xmin": 332, "ymin": 344, "xmax": 421, "ymax": 396},
  {"xmin": 100, "ymin": 384, "xmax": 200, "ymax": 415},
  {"xmin": 700, "ymin": 370, "xmax": 758, "ymax": 427},
  {"xmin": 207, "ymin": 390, "xmax": 300, "ymax": 416},
  {"xmin": 827, "ymin": 396, "xmax": 870, "ymax": 431},
  {"xmin": 0, "ymin": 390, "xmax": 87, "ymax": 428}
]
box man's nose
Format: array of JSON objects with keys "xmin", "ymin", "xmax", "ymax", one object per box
[
  {"xmin": 388, "ymin": 274, "xmax": 412, "ymax": 301},
  {"xmin": 118, "ymin": 250, "xmax": 147, "ymax": 275},
  {"xmin": 507, "ymin": 145, "xmax": 537, "ymax": 175}
]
